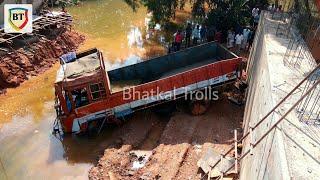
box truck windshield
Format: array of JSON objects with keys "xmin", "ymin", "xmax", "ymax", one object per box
[{"xmin": 71, "ymin": 88, "xmax": 89, "ymax": 108}]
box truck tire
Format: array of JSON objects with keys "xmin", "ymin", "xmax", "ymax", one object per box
[
  {"xmin": 87, "ymin": 121, "xmax": 98, "ymax": 136},
  {"xmin": 153, "ymin": 102, "xmax": 176, "ymax": 117}
]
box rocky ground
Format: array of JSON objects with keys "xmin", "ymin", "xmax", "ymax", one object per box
[
  {"xmin": 89, "ymin": 98, "xmax": 244, "ymax": 180},
  {"xmin": 0, "ymin": 30, "xmax": 85, "ymax": 93}
]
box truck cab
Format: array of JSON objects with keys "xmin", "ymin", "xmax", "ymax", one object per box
[{"xmin": 54, "ymin": 48, "xmax": 110, "ymax": 133}]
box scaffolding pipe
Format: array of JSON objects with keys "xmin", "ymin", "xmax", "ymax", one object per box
[{"xmin": 221, "ymin": 77, "xmax": 320, "ymax": 177}]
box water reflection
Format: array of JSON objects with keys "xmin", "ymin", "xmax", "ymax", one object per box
[
  {"xmin": 0, "ymin": 65, "xmax": 57, "ymax": 125},
  {"xmin": 67, "ymin": 0, "xmax": 149, "ymax": 60},
  {"xmin": 127, "ymin": 26, "xmax": 143, "ymax": 48},
  {"xmin": 105, "ymin": 54, "xmax": 141, "ymax": 70}
]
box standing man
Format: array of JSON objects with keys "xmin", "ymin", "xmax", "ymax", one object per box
[
  {"xmin": 192, "ymin": 25, "xmax": 201, "ymax": 46},
  {"xmin": 247, "ymin": 29, "xmax": 256, "ymax": 51},
  {"xmin": 253, "ymin": 12, "xmax": 260, "ymax": 28},
  {"xmin": 227, "ymin": 30, "xmax": 235, "ymax": 48},
  {"xmin": 174, "ymin": 30, "xmax": 183, "ymax": 51},
  {"xmin": 252, "ymin": 7, "xmax": 259, "ymax": 26},
  {"xmin": 185, "ymin": 23, "xmax": 192, "ymax": 47},
  {"xmin": 235, "ymin": 33, "xmax": 244, "ymax": 55},
  {"xmin": 214, "ymin": 30, "xmax": 222, "ymax": 43},
  {"xmin": 207, "ymin": 25, "xmax": 216, "ymax": 42},
  {"xmin": 252, "ymin": 7, "xmax": 259, "ymax": 17},
  {"xmin": 242, "ymin": 28, "xmax": 251, "ymax": 50},
  {"xmin": 200, "ymin": 24, "xmax": 207, "ymax": 43}
]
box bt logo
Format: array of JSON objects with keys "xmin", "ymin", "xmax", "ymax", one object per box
[
  {"xmin": 12, "ymin": 11, "xmax": 26, "ymax": 21},
  {"xmin": 4, "ymin": 4, "xmax": 33, "ymax": 33}
]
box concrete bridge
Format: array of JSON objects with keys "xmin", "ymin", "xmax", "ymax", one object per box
[{"xmin": 240, "ymin": 11, "xmax": 320, "ymax": 179}]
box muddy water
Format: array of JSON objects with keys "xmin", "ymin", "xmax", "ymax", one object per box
[
  {"xmin": 68, "ymin": 0, "xmax": 148, "ymax": 60},
  {"xmin": 0, "ymin": 1, "xmax": 165, "ymax": 179}
]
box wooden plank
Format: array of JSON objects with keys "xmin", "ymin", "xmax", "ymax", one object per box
[{"xmin": 0, "ymin": 48, "xmax": 9, "ymax": 52}]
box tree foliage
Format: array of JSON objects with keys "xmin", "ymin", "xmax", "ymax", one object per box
[
  {"xmin": 141, "ymin": 0, "xmax": 186, "ymax": 23},
  {"xmin": 124, "ymin": 0, "xmax": 269, "ymax": 31},
  {"xmin": 206, "ymin": 0, "xmax": 252, "ymax": 30}
]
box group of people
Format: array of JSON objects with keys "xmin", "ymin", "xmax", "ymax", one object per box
[
  {"xmin": 268, "ymin": 4, "xmax": 283, "ymax": 14},
  {"xmin": 170, "ymin": 23, "xmax": 221, "ymax": 53},
  {"xmin": 170, "ymin": 21, "xmax": 255, "ymax": 55},
  {"xmin": 227, "ymin": 27, "xmax": 255, "ymax": 55},
  {"xmin": 169, "ymin": 6, "xmax": 264, "ymax": 54},
  {"xmin": 225, "ymin": 7, "xmax": 260, "ymax": 55}
]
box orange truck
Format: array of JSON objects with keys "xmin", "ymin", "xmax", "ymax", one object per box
[{"xmin": 54, "ymin": 42, "xmax": 242, "ymax": 134}]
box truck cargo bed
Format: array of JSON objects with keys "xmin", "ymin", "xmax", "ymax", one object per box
[{"xmin": 108, "ymin": 43, "xmax": 235, "ymax": 93}]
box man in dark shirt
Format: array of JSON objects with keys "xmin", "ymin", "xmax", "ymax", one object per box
[
  {"xmin": 207, "ymin": 25, "xmax": 216, "ymax": 42},
  {"xmin": 248, "ymin": 29, "xmax": 256, "ymax": 51},
  {"xmin": 185, "ymin": 23, "xmax": 192, "ymax": 47}
]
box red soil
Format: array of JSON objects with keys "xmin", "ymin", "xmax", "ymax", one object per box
[{"xmin": 0, "ymin": 30, "xmax": 85, "ymax": 93}]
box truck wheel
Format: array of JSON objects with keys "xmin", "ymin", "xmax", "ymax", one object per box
[
  {"xmin": 189, "ymin": 100, "xmax": 210, "ymax": 116},
  {"xmin": 153, "ymin": 102, "xmax": 176, "ymax": 117},
  {"xmin": 87, "ymin": 121, "xmax": 98, "ymax": 136}
]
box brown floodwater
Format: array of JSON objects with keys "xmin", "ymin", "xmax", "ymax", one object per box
[{"xmin": 0, "ymin": 0, "xmax": 166, "ymax": 179}]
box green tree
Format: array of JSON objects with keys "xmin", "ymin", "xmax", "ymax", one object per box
[
  {"xmin": 206, "ymin": 0, "xmax": 264, "ymax": 32},
  {"xmin": 124, "ymin": 0, "xmax": 269, "ymax": 33}
]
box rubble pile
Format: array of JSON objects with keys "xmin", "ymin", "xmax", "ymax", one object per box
[{"xmin": 0, "ymin": 30, "xmax": 85, "ymax": 92}]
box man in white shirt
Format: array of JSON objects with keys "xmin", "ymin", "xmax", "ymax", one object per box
[
  {"xmin": 192, "ymin": 25, "xmax": 201, "ymax": 46},
  {"xmin": 252, "ymin": 7, "xmax": 259, "ymax": 17},
  {"xmin": 227, "ymin": 30, "xmax": 235, "ymax": 48},
  {"xmin": 235, "ymin": 33, "xmax": 244, "ymax": 55},
  {"xmin": 242, "ymin": 28, "xmax": 251, "ymax": 49}
]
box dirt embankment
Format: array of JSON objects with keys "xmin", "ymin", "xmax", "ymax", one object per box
[
  {"xmin": 0, "ymin": 30, "xmax": 85, "ymax": 93},
  {"xmin": 89, "ymin": 99, "xmax": 243, "ymax": 180}
]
